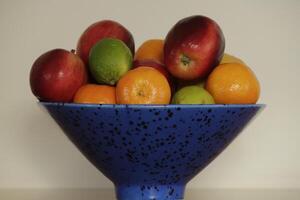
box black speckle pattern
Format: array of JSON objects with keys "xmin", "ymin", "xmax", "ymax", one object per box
[{"xmin": 43, "ymin": 103, "xmax": 263, "ymax": 200}]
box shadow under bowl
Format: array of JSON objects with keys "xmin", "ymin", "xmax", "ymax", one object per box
[{"xmin": 40, "ymin": 102, "xmax": 264, "ymax": 200}]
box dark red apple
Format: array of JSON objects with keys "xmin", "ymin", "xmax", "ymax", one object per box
[
  {"xmin": 164, "ymin": 15, "xmax": 225, "ymax": 80},
  {"xmin": 175, "ymin": 78, "xmax": 205, "ymax": 91},
  {"xmin": 30, "ymin": 49, "xmax": 87, "ymax": 102},
  {"xmin": 77, "ymin": 20, "xmax": 135, "ymax": 65},
  {"xmin": 133, "ymin": 59, "xmax": 169, "ymax": 80},
  {"xmin": 133, "ymin": 59, "xmax": 175, "ymax": 93}
]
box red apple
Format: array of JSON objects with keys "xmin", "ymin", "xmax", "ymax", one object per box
[
  {"xmin": 77, "ymin": 20, "xmax": 135, "ymax": 65},
  {"xmin": 164, "ymin": 15, "xmax": 225, "ymax": 80},
  {"xmin": 30, "ymin": 49, "xmax": 87, "ymax": 102},
  {"xmin": 133, "ymin": 59, "xmax": 175, "ymax": 93}
]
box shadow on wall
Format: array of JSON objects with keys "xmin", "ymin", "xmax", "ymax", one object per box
[{"xmin": 18, "ymin": 101, "xmax": 111, "ymax": 187}]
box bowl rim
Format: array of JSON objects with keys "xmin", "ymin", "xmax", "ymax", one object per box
[{"xmin": 39, "ymin": 101, "xmax": 266, "ymax": 109}]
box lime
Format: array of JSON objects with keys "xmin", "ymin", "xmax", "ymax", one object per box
[
  {"xmin": 89, "ymin": 38, "xmax": 132, "ymax": 85},
  {"xmin": 171, "ymin": 85, "xmax": 215, "ymax": 104}
]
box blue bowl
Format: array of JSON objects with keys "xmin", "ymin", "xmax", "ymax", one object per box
[{"xmin": 40, "ymin": 102, "xmax": 264, "ymax": 200}]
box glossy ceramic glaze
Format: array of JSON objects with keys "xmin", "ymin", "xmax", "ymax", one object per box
[{"xmin": 40, "ymin": 102, "xmax": 264, "ymax": 200}]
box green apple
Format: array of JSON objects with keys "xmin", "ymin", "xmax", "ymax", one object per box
[
  {"xmin": 171, "ymin": 85, "xmax": 215, "ymax": 104},
  {"xmin": 89, "ymin": 38, "xmax": 132, "ymax": 85}
]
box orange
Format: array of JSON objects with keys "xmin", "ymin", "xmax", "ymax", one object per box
[
  {"xmin": 220, "ymin": 53, "xmax": 245, "ymax": 65},
  {"xmin": 116, "ymin": 67, "xmax": 171, "ymax": 104},
  {"xmin": 73, "ymin": 84, "xmax": 116, "ymax": 104},
  {"xmin": 134, "ymin": 39, "xmax": 164, "ymax": 63},
  {"xmin": 205, "ymin": 63, "xmax": 260, "ymax": 104}
]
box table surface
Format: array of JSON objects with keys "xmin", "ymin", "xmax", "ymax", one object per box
[{"xmin": 1, "ymin": 189, "xmax": 299, "ymax": 200}]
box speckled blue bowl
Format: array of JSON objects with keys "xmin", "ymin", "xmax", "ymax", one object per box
[{"xmin": 40, "ymin": 102, "xmax": 264, "ymax": 200}]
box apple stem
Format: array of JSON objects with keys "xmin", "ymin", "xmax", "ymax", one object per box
[
  {"xmin": 71, "ymin": 49, "xmax": 76, "ymax": 54},
  {"xmin": 181, "ymin": 54, "xmax": 191, "ymax": 66}
]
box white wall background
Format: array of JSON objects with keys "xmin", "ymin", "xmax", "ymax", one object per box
[{"xmin": 0, "ymin": 0, "xmax": 299, "ymax": 189}]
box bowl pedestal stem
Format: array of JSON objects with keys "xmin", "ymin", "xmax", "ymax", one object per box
[{"xmin": 115, "ymin": 184, "xmax": 186, "ymax": 200}]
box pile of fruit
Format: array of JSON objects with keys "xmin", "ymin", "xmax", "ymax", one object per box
[{"xmin": 30, "ymin": 15, "xmax": 260, "ymax": 105}]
